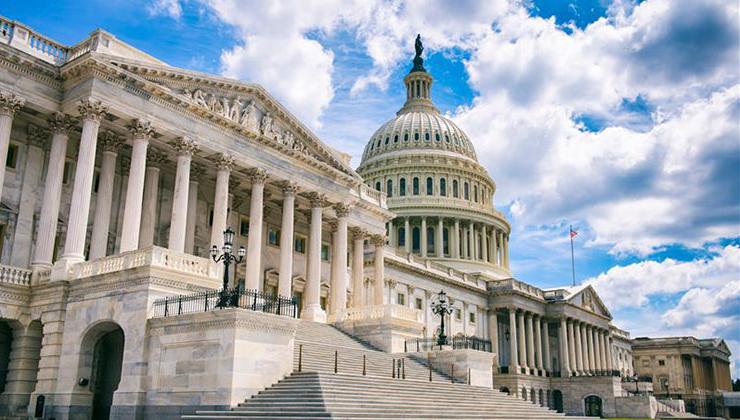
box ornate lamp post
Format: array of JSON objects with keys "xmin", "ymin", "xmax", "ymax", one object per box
[
  {"xmin": 431, "ymin": 289, "xmax": 454, "ymax": 347},
  {"xmin": 211, "ymin": 227, "xmax": 246, "ymax": 307}
]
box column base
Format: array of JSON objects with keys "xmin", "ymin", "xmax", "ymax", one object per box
[
  {"xmin": 49, "ymin": 256, "xmax": 83, "ymax": 282},
  {"xmin": 300, "ymin": 304, "xmax": 327, "ymax": 323}
]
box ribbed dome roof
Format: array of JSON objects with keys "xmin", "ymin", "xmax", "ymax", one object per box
[{"xmin": 361, "ymin": 111, "xmax": 478, "ymax": 162}]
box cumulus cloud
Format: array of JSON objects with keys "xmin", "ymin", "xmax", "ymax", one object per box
[{"xmin": 147, "ymin": 0, "xmax": 183, "ymax": 19}]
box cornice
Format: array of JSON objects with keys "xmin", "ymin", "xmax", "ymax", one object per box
[
  {"xmin": 0, "ymin": 44, "xmax": 63, "ymax": 89},
  {"xmin": 383, "ymin": 255, "xmax": 487, "ymax": 295}
]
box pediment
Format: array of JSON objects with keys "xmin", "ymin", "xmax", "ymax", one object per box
[
  {"xmin": 95, "ymin": 55, "xmax": 358, "ymax": 179},
  {"xmin": 568, "ymin": 285, "xmax": 612, "ymax": 319}
]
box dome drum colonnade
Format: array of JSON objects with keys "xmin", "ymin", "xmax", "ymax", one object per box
[{"xmin": 357, "ymin": 37, "xmax": 510, "ymax": 274}]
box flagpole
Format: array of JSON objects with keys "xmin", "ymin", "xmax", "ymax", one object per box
[{"xmin": 570, "ymin": 225, "xmax": 576, "ymax": 287}]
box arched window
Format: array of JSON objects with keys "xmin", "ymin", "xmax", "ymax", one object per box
[
  {"xmin": 474, "ymin": 185, "xmax": 478, "ymax": 202},
  {"xmin": 404, "ymin": 133, "xmax": 409, "ymax": 142},
  {"xmin": 413, "ymin": 177, "xmax": 420, "ymax": 195},
  {"xmin": 375, "ymin": 181, "xmax": 381, "ymax": 192},
  {"xmin": 435, "ymin": 133, "xmax": 441, "ymax": 142},
  {"xmin": 370, "ymin": 143, "xmax": 374, "ymax": 151},
  {"xmin": 453, "ymin": 180, "xmax": 459, "ymax": 198},
  {"xmin": 414, "ymin": 132, "xmax": 420, "ymax": 141},
  {"xmin": 427, "ymin": 227, "xmax": 435, "ymax": 252},
  {"xmin": 399, "ymin": 178, "xmax": 406, "ymax": 196},
  {"xmin": 440, "ymin": 178, "xmax": 447, "ymax": 196},
  {"xmin": 424, "ymin": 132, "xmax": 430, "ymax": 141},
  {"xmin": 464, "ymin": 182, "xmax": 470, "ymax": 200},
  {"xmin": 426, "ymin": 177, "xmax": 433, "ymax": 195},
  {"xmin": 412, "ymin": 227, "xmax": 421, "ymax": 253},
  {"xmin": 394, "ymin": 134, "xmax": 399, "ymax": 143},
  {"xmin": 398, "ymin": 227, "xmax": 406, "ymax": 247},
  {"xmin": 384, "ymin": 136, "xmax": 389, "ymax": 145},
  {"xmin": 443, "ymin": 228, "xmax": 449, "ymax": 256},
  {"xmin": 386, "ymin": 179, "xmax": 393, "ymax": 197}
]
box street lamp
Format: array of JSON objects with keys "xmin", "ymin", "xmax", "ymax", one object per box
[
  {"xmin": 211, "ymin": 227, "xmax": 246, "ymax": 307},
  {"xmin": 431, "ymin": 290, "xmax": 454, "ymax": 347}
]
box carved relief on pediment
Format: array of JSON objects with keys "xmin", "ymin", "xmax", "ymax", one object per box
[{"xmin": 180, "ymin": 87, "xmax": 316, "ymax": 159}]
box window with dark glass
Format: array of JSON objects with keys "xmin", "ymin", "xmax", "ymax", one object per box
[
  {"xmin": 424, "ymin": 132, "xmax": 430, "ymax": 141},
  {"xmin": 474, "ymin": 185, "xmax": 478, "ymax": 202},
  {"xmin": 398, "ymin": 227, "xmax": 405, "ymax": 247},
  {"xmin": 321, "ymin": 244, "xmax": 330, "ymax": 261},
  {"xmin": 268, "ymin": 227, "xmax": 280, "ymax": 246},
  {"xmin": 240, "ymin": 217, "xmax": 249, "ymax": 236},
  {"xmin": 394, "ymin": 134, "xmax": 399, "ymax": 143},
  {"xmin": 412, "ymin": 177, "xmax": 419, "ymax": 195},
  {"xmin": 412, "ymin": 227, "xmax": 420, "ymax": 252},
  {"xmin": 414, "ymin": 132, "xmax": 419, "ymax": 141},
  {"xmin": 426, "ymin": 177, "xmax": 433, "ymax": 195},
  {"xmin": 375, "ymin": 181, "xmax": 381, "ymax": 191},
  {"xmin": 453, "ymin": 180, "xmax": 458, "ymax": 198},
  {"xmin": 386, "ymin": 179, "xmax": 393, "ymax": 197},
  {"xmin": 294, "ymin": 236, "xmax": 306, "ymax": 253},
  {"xmin": 464, "ymin": 182, "xmax": 470, "ymax": 200},
  {"xmin": 399, "ymin": 178, "xmax": 406, "ymax": 196},
  {"xmin": 440, "ymin": 178, "xmax": 446, "ymax": 196},
  {"xmin": 443, "ymin": 228, "xmax": 449, "ymax": 255},
  {"xmin": 5, "ymin": 144, "xmax": 18, "ymax": 169},
  {"xmin": 427, "ymin": 227, "xmax": 434, "ymax": 251}
]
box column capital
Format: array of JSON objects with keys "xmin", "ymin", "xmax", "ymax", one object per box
[
  {"xmin": 333, "ymin": 202, "xmax": 353, "ymax": 218},
  {"xmin": 349, "ymin": 226, "xmax": 367, "ymax": 241},
  {"xmin": 305, "ymin": 192, "xmax": 328, "ymax": 208},
  {"xmin": 171, "ymin": 136, "xmax": 198, "ymax": 156},
  {"xmin": 0, "ymin": 91, "xmax": 25, "ymax": 116},
  {"xmin": 127, "ymin": 118, "xmax": 155, "ymax": 140},
  {"xmin": 191, "ymin": 161, "xmax": 206, "ymax": 179},
  {"xmin": 48, "ymin": 112, "xmax": 77, "ymax": 135},
  {"xmin": 216, "ymin": 152, "xmax": 234, "ymax": 171},
  {"xmin": 27, "ymin": 124, "xmax": 49, "ymax": 148},
  {"xmin": 99, "ymin": 130, "xmax": 124, "ymax": 153},
  {"xmin": 279, "ymin": 180, "xmax": 299, "ymax": 196},
  {"xmin": 77, "ymin": 98, "xmax": 108, "ymax": 121},
  {"xmin": 246, "ymin": 167, "xmax": 269, "ymax": 184},
  {"xmin": 146, "ymin": 148, "xmax": 168, "ymax": 167},
  {"xmin": 371, "ymin": 234, "xmax": 386, "ymax": 247}
]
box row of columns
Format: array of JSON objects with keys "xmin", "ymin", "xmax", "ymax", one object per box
[
  {"xmin": 391, "ymin": 216, "xmax": 509, "ymax": 267},
  {"xmin": 488, "ymin": 308, "xmax": 615, "ymax": 377}
]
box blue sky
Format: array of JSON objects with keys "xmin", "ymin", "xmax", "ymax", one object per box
[{"xmin": 4, "ymin": 0, "xmax": 738, "ymax": 374}]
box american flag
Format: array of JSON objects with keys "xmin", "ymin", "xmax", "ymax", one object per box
[{"xmin": 570, "ymin": 228, "xmax": 578, "ymax": 238}]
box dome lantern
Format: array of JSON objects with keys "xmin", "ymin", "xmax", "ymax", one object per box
[{"xmin": 399, "ymin": 35, "xmax": 438, "ymax": 115}]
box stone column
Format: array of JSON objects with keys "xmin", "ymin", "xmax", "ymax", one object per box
[
  {"xmin": 503, "ymin": 234, "xmax": 510, "ymax": 267},
  {"xmin": 209, "ymin": 153, "xmax": 233, "ymax": 251},
  {"xmin": 535, "ymin": 315, "xmax": 543, "ymax": 372},
  {"xmin": 302, "ymin": 193, "xmax": 326, "ymax": 322},
  {"xmin": 138, "ymin": 149, "xmax": 166, "ymax": 248},
  {"xmin": 436, "ymin": 218, "xmax": 444, "ymax": 257},
  {"xmin": 88, "ymin": 131, "xmax": 122, "ymax": 260},
  {"xmin": 0, "ymin": 91, "xmax": 25, "ymax": 200},
  {"xmin": 481, "ymin": 225, "xmax": 488, "ymax": 263},
  {"xmin": 588, "ymin": 325, "xmax": 596, "ymax": 374},
  {"xmin": 470, "ymin": 222, "xmax": 477, "ymax": 260},
  {"xmin": 387, "ymin": 220, "xmax": 395, "ymax": 247},
  {"xmin": 185, "ymin": 163, "xmax": 204, "ymax": 254},
  {"xmin": 32, "ymin": 113, "xmax": 75, "ymax": 271},
  {"xmin": 525, "ymin": 312, "xmax": 535, "ymax": 373},
  {"xmin": 278, "ymin": 182, "xmax": 298, "ymax": 297},
  {"xmin": 574, "ymin": 321, "xmax": 584, "ymax": 375},
  {"xmin": 559, "ymin": 318, "xmax": 570, "ymax": 376},
  {"xmin": 543, "ymin": 320, "xmax": 551, "ymax": 373},
  {"xmin": 581, "ymin": 323, "xmax": 591, "ymax": 374},
  {"xmin": 592, "ymin": 328, "xmax": 600, "ymax": 373},
  {"xmin": 488, "ymin": 309, "xmax": 499, "ymax": 362},
  {"xmin": 11, "ymin": 125, "xmax": 46, "ymax": 268},
  {"xmin": 167, "ymin": 137, "xmax": 197, "ymax": 252},
  {"xmin": 599, "ymin": 330, "xmax": 607, "ymax": 373},
  {"xmin": 330, "ymin": 203, "xmax": 351, "ymax": 314},
  {"xmin": 404, "ymin": 217, "xmax": 411, "ymax": 253},
  {"xmin": 517, "ymin": 310, "xmax": 526, "ymax": 373},
  {"xmin": 420, "ymin": 216, "xmax": 427, "ymax": 257},
  {"xmin": 452, "ymin": 219, "xmax": 460, "ymax": 258},
  {"xmin": 51, "ymin": 100, "xmax": 107, "ymax": 280},
  {"xmin": 119, "ymin": 119, "xmax": 154, "ymax": 252},
  {"xmin": 350, "ymin": 228, "xmax": 366, "ymax": 308},
  {"xmin": 508, "ymin": 308, "xmax": 518, "ymax": 371},
  {"xmin": 606, "ymin": 334, "xmax": 614, "ymax": 372},
  {"xmin": 372, "ymin": 234, "xmax": 385, "ymax": 306},
  {"xmin": 244, "ymin": 168, "xmax": 268, "ymax": 290},
  {"xmin": 567, "ymin": 319, "xmax": 577, "ymax": 375},
  {"xmin": 461, "ymin": 224, "xmax": 468, "ymax": 259}
]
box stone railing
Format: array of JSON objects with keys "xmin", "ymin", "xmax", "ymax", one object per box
[
  {"xmin": 0, "ymin": 264, "xmax": 32, "ymax": 286},
  {"xmin": 0, "ymin": 16, "xmax": 69, "ymax": 65},
  {"xmin": 334, "ymin": 304, "xmax": 423, "ymax": 324},
  {"xmin": 357, "ymin": 184, "xmax": 388, "ymax": 209},
  {"xmin": 70, "ymin": 246, "xmax": 217, "ymax": 280},
  {"xmin": 387, "ymin": 196, "xmax": 507, "ymax": 221},
  {"xmin": 387, "ymin": 247, "xmax": 485, "ymax": 291},
  {"xmin": 490, "ymin": 278, "xmax": 545, "ymax": 299}
]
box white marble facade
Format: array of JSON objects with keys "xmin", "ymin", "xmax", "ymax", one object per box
[{"xmin": 0, "ymin": 18, "xmax": 639, "ymax": 419}]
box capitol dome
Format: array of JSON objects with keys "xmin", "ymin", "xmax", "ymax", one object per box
[{"xmin": 357, "ymin": 36, "xmax": 511, "ymax": 278}]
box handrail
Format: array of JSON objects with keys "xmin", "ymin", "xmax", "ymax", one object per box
[
  {"xmin": 0, "ymin": 264, "xmax": 32, "ymax": 286},
  {"xmin": 405, "ymin": 336, "xmax": 493, "ymax": 353},
  {"xmin": 151, "ymin": 288, "xmax": 298, "ymax": 318}
]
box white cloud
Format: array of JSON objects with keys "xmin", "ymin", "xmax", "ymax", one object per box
[
  {"xmin": 585, "ymin": 245, "xmax": 740, "ymax": 310},
  {"xmin": 147, "ymin": 0, "xmax": 183, "ymax": 19}
]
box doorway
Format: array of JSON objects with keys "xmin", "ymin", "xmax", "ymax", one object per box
[
  {"xmin": 584, "ymin": 395, "xmax": 603, "ymax": 417},
  {"xmin": 90, "ymin": 327, "xmax": 124, "ymax": 420}
]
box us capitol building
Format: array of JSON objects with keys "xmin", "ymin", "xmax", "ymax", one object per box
[{"xmin": 0, "ymin": 18, "xmax": 732, "ymax": 420}]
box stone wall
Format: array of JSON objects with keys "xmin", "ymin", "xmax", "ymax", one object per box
[
  {"xmin": 551, "ymin": 375, "xmax": 624, "ymax": 417},
  {"xmin": 614, "ymin": 395, "xmax": 659, "ymax": 419}
]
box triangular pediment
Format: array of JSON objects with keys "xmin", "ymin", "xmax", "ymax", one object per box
[
  {"xmin": 91, "ymin": 54, "xmax": 358, "ymax": 179},
  {"xmin": 567, "ymin": 285, "xmax": 612, "ymax": 319}
]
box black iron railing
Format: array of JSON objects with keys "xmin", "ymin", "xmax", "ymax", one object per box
[
  {"xmin": 151, "ymin": 288, "xmax": 298, "ymax": 318},
  {"xmin": 404, "ymin": 336, "xmax": 492, "ymax": 353}
]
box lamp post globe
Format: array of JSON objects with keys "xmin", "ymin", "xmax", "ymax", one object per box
[
  {"xmin": 431, "ymin": 289, "xmax": 454, "ymax": 347},
  {"xmin": 211, "ymin": 227, "xmax": 246, "ymax": 307}
]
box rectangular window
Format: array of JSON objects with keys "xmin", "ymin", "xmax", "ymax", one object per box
[
  {"xmin": 415, "ymin": 298, "xmax": 423, "ymax": 310},
  {"xmin": 268, "ymin": 226, "xmax": 280, "ymax": 246},
  {"xmin": 455, "ymin": 308, "xmax": 462, "ymax": 320},
  {"xmin": 321, "ymin": 243, "xmax": 330, "ymax": 261},
  {"xmin": 397, "ymin": 293, "xmax": 405, "ymax": 306},
  {"xmin": 469, "ymin": 312, "xmax": 476, "ymax": 323},
  {"xmin": 5, "ymin": 143, "xmax": 18, "ymax": 169},
  {"xmin": 294, "ymin": 236, "xmax": 306, "ymax": 253},
  {"xmin": 658, "ymin": 360, "xmax": 665, "ymax": 366},
  {"xmin": 62, "ymin": 160, "xmax": 74, "ymax": 185},
  {"xmin": 239, "ymin": 217, "xmax": 249, "ymax": 236},
  {"xmin": 320, "ymin": 296, "xmax": 327, "ymax": 310}
]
